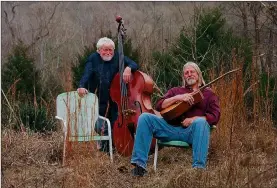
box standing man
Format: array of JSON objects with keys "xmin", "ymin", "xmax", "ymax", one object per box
[
  {"xmin": 130, "ymin": 62, "xmax": 220, "ymax": 176},
  {"xmin": 77, "ymin": 37, "xmax": 138, "ymax": 152}
]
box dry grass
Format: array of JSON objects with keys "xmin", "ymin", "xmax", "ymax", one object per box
[
  {"xmin": 2, "ymin": 124, "xmax": 276, "ymax": 188},
  {"xmin": 2, "ymin": 63, "xmax": 277, "ymax": 187}
]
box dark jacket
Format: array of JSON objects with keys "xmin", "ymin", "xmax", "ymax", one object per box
[
  {"xmin": 79, "ymin": 51, "xmax": 138, "ymax": 116},
  {"xmin": 156, "ymin": 86, "xmax": 220, "ymax": 126}
]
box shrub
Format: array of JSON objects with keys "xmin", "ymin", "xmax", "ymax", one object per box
[
  {"xmin": 1, "ymin": 42, "xmax": 42, "ymax": 102},
  {"xmin": 19, "ymin": 103, "xmax": 56, "ymax": 132},
  {"xmin": 152, "ymin": 7, "xmax": 252, "ymax": 91}
]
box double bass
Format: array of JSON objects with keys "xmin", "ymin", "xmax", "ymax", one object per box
[{"xmin": 110, "ymin": 16, "xmax": 157, "ymax": 156}]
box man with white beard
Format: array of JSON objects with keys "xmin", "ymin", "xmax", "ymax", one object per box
[
  {"xmin": 130, "ymin": 62, "xmax": 220, "ymax": 176},
  {"xmin": 77, "ymin": 37, "xmax": 138, "ymax": 153}
]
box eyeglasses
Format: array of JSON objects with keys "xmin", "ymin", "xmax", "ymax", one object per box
[{"xmin": 101, "ymin": 48, "xmax": 114, "ymax": 53}]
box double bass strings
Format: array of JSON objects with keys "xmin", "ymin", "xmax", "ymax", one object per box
[{"xmin": 118, "ymin": 31, "xmax": 128, "ymax": 112}]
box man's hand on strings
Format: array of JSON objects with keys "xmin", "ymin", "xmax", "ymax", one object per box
[
  {"xmin": 174, "ymin": 93, "xmax": 194, "ymax": 105},
  {"xmin": 123, "ymin": 67, "xmax": 132, "ymax": 83}
]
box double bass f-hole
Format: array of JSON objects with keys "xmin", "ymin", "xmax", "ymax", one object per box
[
  {"xmin": 134, "ymin": 101, "xmax": 142, "ymax": 114},
  {"xmin": 118, "ymin": 101, "xmax": 142, "ymax": 128},
  {"xmin": 121, "ymin": 101, "xmax": 142, "ymax": 117}
]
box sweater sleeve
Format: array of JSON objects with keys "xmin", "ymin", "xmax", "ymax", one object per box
[
  {"xmin": 124, "ymin": 56, "xmax": 139, "ymax": 72},
  {"xmin": 205, "ymin": 94, "xmax": 221, "ymax": 125},
  {"xmin": 155, "ymin": 88, "xmax": 176, "ymax": 111},
  {"xmin": 78, "ymin": 55, "xmax": 94, "ymax": 89}
]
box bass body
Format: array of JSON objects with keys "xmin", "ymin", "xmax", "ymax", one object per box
[{"xmin": 110, "ymin": 71, "xmax": 157, "ymax": 156}]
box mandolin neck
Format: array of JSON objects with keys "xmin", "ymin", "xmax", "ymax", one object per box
[{"xmin": 199, "ymin": 68, "xmax": 241, "ymax": 91}]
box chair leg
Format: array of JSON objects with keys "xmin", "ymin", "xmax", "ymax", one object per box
[
  {"xmin": 153, "ymin": 139, "xmax": 159, "ymax": 172},
  {"xmin": 106, "ymin": 120, "xmax": 113, "ymax": 163},
  {"xmin": 109, "ymin": 137, "xmax": 113, "ymax": 163},
  {"xmin": 62, "ymin": 135, "xmax": 67, "ymax": 166}
]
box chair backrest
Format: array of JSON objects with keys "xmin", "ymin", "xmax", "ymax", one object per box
[{"xmin": 56, "ymin": 91, "xmax": 99, "ymax": 139}]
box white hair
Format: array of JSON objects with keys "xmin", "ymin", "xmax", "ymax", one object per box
[
  {"xmin": 96, "ymin": 37, "xmax": 115, "ymax": 51},
  {"xmin": 182, "ymin": 61, "xmax": 206, "ymax": 87}
]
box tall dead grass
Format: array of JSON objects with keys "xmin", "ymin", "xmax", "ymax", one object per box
[{"xmin": 2, "ymin": 59, "xmax": 277, "ymax": 188}]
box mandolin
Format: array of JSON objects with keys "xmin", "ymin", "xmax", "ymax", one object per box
[
  {"xmin": 160, "ymin": 90, "xmax": 204, "ymax": 121},
  {"xmin": 160, "ymin": 68, "xmax": 240, "ymax": 122}
]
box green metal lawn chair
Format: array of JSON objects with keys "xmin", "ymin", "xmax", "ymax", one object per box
[{"xmin": 55, "ymin": 91, "xmax": 113, "ymax": 166}]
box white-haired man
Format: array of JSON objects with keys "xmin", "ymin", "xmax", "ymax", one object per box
[
  {"xmin": 130, "ymin": 62, "xmax": 220, "ymax": 176},
  {"xmin": 78, "ymin": 37, "xmax": 138, "ymax": 152}
]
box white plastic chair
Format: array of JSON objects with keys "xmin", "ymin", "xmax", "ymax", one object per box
[{"xmin": 55, "ymin": 91, "xmax": 113, "ymax": 165}]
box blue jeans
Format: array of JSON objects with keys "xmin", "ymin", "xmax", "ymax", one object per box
[{"xmin": 131, "ymin": 112, "xmax": 211, "ymax": 169}]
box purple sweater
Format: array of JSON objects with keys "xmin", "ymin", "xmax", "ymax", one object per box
[{"xmin": 156, "ymin": 86, "xmax": 220, "ymax": 126}]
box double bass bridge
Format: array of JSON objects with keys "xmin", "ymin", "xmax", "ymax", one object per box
[{"xmin": 122, "ymin": 109, "xmax": 136, "ymax": 117}]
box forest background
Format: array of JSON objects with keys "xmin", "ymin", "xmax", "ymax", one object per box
[{"xmin": 1, "ymin": 1, "xmax": 277, "ymax": 188}]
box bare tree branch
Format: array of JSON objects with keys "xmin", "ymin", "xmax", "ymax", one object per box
[
  {"xmin": 199, "ymin": 39, "xmax": 214, "ymax": 65},
  {"xmin": 260, "ymin": 2, "xmax": 277, "ymax": 26},
  {"xmin": 28, "ymin": 3, "xmax": 60, "ymax": 49},
  {"xmin": 2, "ymin": 3, "xmax": 20, "ymax": 42}
]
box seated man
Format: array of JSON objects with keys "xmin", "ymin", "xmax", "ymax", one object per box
[{"xmin": 130, "ymin": 62, "xmax": 220, "ymax": 176}]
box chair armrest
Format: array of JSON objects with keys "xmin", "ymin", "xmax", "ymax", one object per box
[
  {"xmin": 99, "ymin": 116, "xmax": 111, "ymax": 128},
  {"xmin": 55, "ymin": 116, "xmax": 64, "ymax": 121},
  {"xmin": 99, "ymin": 116, "xmax": 109, "ymax": 122},
  {"xmin": 55, "ymin": 116, "xmax": 67, "ymax": 132}
]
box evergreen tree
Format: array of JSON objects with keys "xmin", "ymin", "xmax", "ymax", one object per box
[
  {"xmin": 1, "ymin": 42, "xmax": 55, "ymax": 132},
  {"xmin": 72, "ymin": 45, "xmax": 96, "ymax": 89},
  {"xmin": 153, "ymin": 7, "xmax": 252, "ymax": 91},
  {"xmin": 2, "ymin": 42, "xmax": 42, "ymax": 101}
]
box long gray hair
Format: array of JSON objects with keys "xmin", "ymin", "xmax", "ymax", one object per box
[{"xmin": 182, "ymin": 62, "xmax": 206, "ymax": 87}]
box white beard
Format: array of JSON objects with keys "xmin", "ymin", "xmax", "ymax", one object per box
[
  {"xmin": 101, "ymin": 55, "xmax": 113, "ymax": 61},
  {"xmin": 186, "ymin": 78, "xmax": 197, "ymax": 85}
]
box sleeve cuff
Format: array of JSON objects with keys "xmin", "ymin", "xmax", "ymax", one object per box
[{"xmin": 205, "ymin": 113, "xmax": 214, "ymax": 125}]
